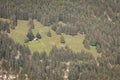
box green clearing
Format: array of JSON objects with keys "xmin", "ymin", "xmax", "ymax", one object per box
[{"xmin": 9, "ymin": 19, "xmax": 99, "ymax": 58}]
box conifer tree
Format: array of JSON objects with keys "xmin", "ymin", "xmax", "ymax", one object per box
[
  {"xmin": 10, "ymin": 14, "xmax": 17, "ymax": 29},
  {"xmin": 28, "ymin": 18, "xmax": 34, "ymax": 29},
  {"xmin": 47, "ymin": 30, "xmax": 52, "ymax": 37},
  {"xmin": 60, "ymin": 35, "xmax": 65, "ymax": 44},
  {"xmin": 51, "ymin": 24, "xmax": 57, "ymax": 31},
  {"xmin": 36, "ymin": 32, "xmax": 41, "ymax": 39},
  {"xmin": 26, "ymin": 29, "xmax": 35, "ymax": 41}
]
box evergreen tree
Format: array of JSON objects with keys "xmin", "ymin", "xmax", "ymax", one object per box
[
  {"xmin": 51, "ymin": 24, "xmax": 57, "ymax": 31},
  {"xmin": 28, "ymin": 18, "xmax": 34, "ymax": 29},
  {"xmin": 60, "ymin": 35, "xmax": 65, "ymax": 44},
  {"xmin": 26, "ymin": 29, "xmax": 35, "ymax": 41},
  {"xmin": 10, "ymin": 14, "xmax": 17, "ymax": 29},
  {"xmin": 36, "ymin": 32, "xmax": 41, "ymax": 39},
  {"xmin": 47, "ymin": 30, "xmax": 52, "ymax": 37},
  {"xmin": 4, "ymin": 21, "xmax": 10, "ymax": 33},
  {"xmin": 83, "ymin": 39, "xmax": 90, "ymax": 49},
  {"xmin": 32, "ymin": 51, "xmax": 40, "ymax": 61}
]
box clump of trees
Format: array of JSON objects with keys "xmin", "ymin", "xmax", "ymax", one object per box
[
  {"xmin": 0, "ymin": 20, "xmax": 10, "ymax": 33},
  {"xmin": 25, "ymin": 29, "xmax": 41, "ymax": 43},
  {"xmin": 0, "ymin": 31, "xmax": 31, "ymax": 79}
]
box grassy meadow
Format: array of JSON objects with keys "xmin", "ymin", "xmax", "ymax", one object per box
[{"xmin": 9, "ymin": 19, "xmax": 99, "ymax": 58}]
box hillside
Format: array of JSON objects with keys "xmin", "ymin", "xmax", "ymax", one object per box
[{"xmin": 0, "ymin": 0, "xmax": 120, "ymax": 80}]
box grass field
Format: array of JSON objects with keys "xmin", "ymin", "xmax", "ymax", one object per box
[{"xmin": 8, "ymin": 19, "xmax": 99, "ymax": 58}]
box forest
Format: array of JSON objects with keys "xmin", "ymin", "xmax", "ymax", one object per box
[{"xmin": 0, "ymin": 0, "xmax": 120, "ymax": 80}]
